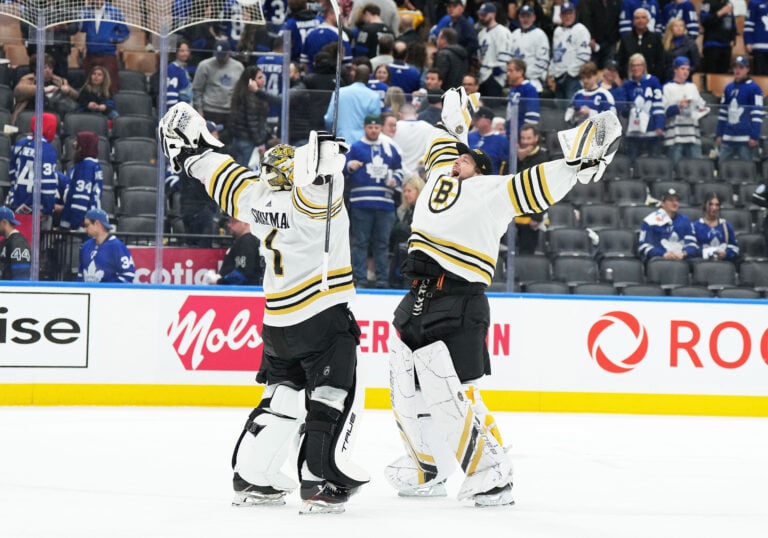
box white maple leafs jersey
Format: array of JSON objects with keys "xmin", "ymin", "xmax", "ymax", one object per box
[
  {"xmin": 409, "ymin": 126, "xmax": 584, "ymax": 285},
  {"xmin": 187, "ymin": 152, "xmax": 354, "ymax": 327}
]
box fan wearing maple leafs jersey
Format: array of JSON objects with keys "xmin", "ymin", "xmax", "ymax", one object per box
[{"xmin": 77, "ymin": 209, "xmax": 135, "ymax": 283}]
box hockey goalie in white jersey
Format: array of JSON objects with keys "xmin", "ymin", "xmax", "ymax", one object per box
[
  {"xmin": 159, "ymin": 103, "xmax": 369, "ymax": 514},
  {"xmin": 387, "ymin": 88, "xmax": 622, "ymax": 506}
]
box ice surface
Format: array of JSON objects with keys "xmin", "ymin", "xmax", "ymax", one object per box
[{"xmin": 1, "ymin": 407, "xmax": 766, "ymax": 538}]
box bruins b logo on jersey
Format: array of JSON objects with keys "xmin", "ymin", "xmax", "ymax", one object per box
[{"xmin": 428, "ymin": 175, "xmax": 461, "ymax": 213}]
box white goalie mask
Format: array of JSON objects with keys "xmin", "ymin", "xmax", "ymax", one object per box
[{"xmin": 261, "ymin": 144, "xmax": 295, "ymax": 191}]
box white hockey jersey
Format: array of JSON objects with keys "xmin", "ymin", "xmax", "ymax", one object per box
[
  {"xmin": 187, "ymin": 152, "xmax": 355, "ymax": 327},
  {"xmin": 409, "ymin": 127, "xmax": 584, "ymax": 285},
  {"xmin": 509, "ymin": 26, "xmax": 550, "ymax": 92}
]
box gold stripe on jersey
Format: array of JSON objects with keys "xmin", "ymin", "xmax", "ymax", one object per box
[
  {"xmin": 507, "ymin": 164, "xmax": 554, "ymax": 215},
  {"xmin": 292, "ymin": 188, "xmax": 344, "ymax": 220},
  {"xmin": 424, "ymin": 137, "xmax": 460, "ymax": 172},
  {"xmin": 409, "ymin": 229, "xmax": 495, "ymax": 284},
  {"xmin": 265, "ymin": 266, "xmax": 354, "ymax": 315},
  {"xmin": 566, "ymin": 120, "xmax": 596, "ymax": 165},
  {"xmin": 208, "ymin": 158, "xmax": 252, "ymax": 218}
]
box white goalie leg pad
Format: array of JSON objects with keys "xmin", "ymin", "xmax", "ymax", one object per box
[
  {"xmin": 412, "ymin": 341, "xmax": 512, "ymax": 501},
  {"xmin": 234, "ymin": 384, "xmax": 304, "ymax": 492},
  {"xmin": 557, "ymin": 111, "xmax": 622, "ymax": 184},
  {"xmin": 386, "ymin": 338, "xmax": 455, "ymax": 495}
]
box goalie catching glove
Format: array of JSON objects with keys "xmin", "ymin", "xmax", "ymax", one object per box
[{"xmin": 159, "ymin": 102, "xmax": 224, "ymax": 173}]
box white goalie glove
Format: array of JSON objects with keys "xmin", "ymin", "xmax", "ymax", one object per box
[
  {"xmin": 293, "ymin": 130, "xmax": 349, "ymax": 187},
  {"xmin": 158, "ymin": 102, "xmax": 224, "ymax": 173},
  {"xmin": 440, "ymin": 87, "xmax": 481, "ymax": 145},
  {"xmin": 558, "ymin": 111, "xmax": 623, "ymax": 184}
]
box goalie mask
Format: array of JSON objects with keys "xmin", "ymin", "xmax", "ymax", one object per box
[{"xmin": 262, "ymin": 144, "xmax": 295, "ymax": 191}]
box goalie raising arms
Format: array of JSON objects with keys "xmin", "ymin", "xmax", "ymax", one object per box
[
  {"xmin": 387, "ymin": 88, "xmax": 622, "ymax": 506},
  {"xmin": 159, "ymin": 104, "xmax": 368, "ymax": 515}
]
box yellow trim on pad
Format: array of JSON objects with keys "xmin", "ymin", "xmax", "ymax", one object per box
[{"xmin": 2, "ymin": 385, "xmax": 767, "ymax": 417}]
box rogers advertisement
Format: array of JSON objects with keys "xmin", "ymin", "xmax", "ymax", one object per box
[{"xmin": 131, "ymin": 248, "xmax": 227, "ymax": 284}]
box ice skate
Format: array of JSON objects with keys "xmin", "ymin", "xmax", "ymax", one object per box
[
  {"xmin": 472, "ymin": 483, "xmax": 515, "ymax": 508},
  {"xmin": 298, "ymin": 480, "xmax": 351, "ymax": 515},
  {"xmin": 397, "ymin": 480, "xmax": 448, "ymax": 498},
  {"xmin": 231, "ymin": 472, "xmax": 288, "ymax": 507}
]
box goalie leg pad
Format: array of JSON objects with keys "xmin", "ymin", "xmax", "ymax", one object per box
[
  {"xmin": 385, "ymin": 338, "xmax": 455, "ymax": 495},
  {"xmin": 412, "ymin": 341, "xmax": 513, "ymax": 502},
  {"xmin": 299, "ymin": 383, "xmax": 370, "ymax": 490},
  {"xmin": 231, "ymin": 383, "xmax": 303, "ymax": 496}
]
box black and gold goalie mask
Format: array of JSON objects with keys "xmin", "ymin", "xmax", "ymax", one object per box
[{"xmin": 262, "ymin": 144, "xmax": 295, "ymax": 191}]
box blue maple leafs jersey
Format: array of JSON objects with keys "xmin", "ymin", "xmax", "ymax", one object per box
[{"xmin": 78, "ymin": 235, "xmax": 136, "ymax": 283}]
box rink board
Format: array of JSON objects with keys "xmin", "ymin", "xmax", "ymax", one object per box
[{"xmin": 1, "ymin": 282, "xmax": 767, "ymax": 416}]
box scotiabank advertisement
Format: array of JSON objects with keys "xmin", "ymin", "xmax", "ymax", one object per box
[
  {"xmin": 1, "ymin": 285, "xmax": 767, "ymax": 410},
  {"xmin": 131, "ymin": 248, "xmax": 227, "ymax": 284}
]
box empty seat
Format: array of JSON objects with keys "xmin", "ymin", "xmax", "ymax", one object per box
[
  {"xmin": 635, "ymin": 156, "xmax": 673, "ymax": 181},
  {"xmin": 600, "ymin": 257, "xmax": 645, "ymax": 286},
  {"xmin": 111, "ymin": 115, "xmax": 157, "ymax": 139},
  {"xmin": 117, "ymin": 188, "xmax": 158, "ymax": 216},
  {"xmin": 16, "ymin": 110, "xmax": 62, "ymax": 136},
  {"xmin": 572, "ymin": 283, "xmax": 619, "ymax": 295},
  {"xmin": 547, "ymin": 227, "xmax": 593, "ymax": 257},
  {"xmin": 552, "ymin": 255, "xmax": 598, "ymax": 284},
  {"xmin": 564, "ymin": 181, "xmax": 604, "ymax": 206},
  {"xmin": 735, "ymin": 183, "xmax": 761, "ymax": 208},
  {"xmin": 691, "ymin": 181, "xmax": 734, "ymax": 207},
  {"xmin": 718, "ymin": 159, "xmax": 757, "ymax": 184},
  {"xmin": 117, "ymin": 70, "xmax": 148, "ymax": 93},
  {"xmin": 719, "ymin": 207, "xmax": 752, "ymax": 234},
  {"xmin": 670, "ymin": 285, "xmax": 712, "ymax": 298},
  {"xmin": 116, "ymin": 215, "xmax": 157, "ymax": 236},
  {"xmin": 513, "ymin": 254, "xmax": 551, "ymax": 285},
  {"xmin": 739, "ymin": 260, "xmax": 768, "ymax": 289},
  {"xmin": 646, "ymin": 258, "xmax": 690, "ymax": 288},
  {"xmin": 117, "ymin": 162, "xmax": 158, "ymax": 189},
  {"xmin": 606, "ymin": 179, "xmax": 648, "ymax": 206},
  {"xmin": 113, "ymin": 91, "xmax": 154, "ymax": 117},
  {"xmin": 676, "ymin": 204, "xmax": 701, "ymax": 222},
  {"xmin": 101, "ymin": 189, "xmax": 117, "ymax": 217},
  {"xmin": 622, "ymin": 284, "xmax": 665, "ymax": 296},
  {"xmin": 649, "ymin": 180, "xmax": 692, "ymax": 206},
  {"xmin": 539, "ymin": 107, "xmax": 568, "ymax": 132},
  {"xmin": 62, "ymin": 113, "xmax": 109, "ymax": 137},
  {"xmin": 718, "ymin": 287, "xmax": 761, "ymax": 299},
  {"xmin": 691, "ymin": 260, "xmax": 737, "ymax": 289},
  {"xmin": 545, "ymin": 203, "xmax": 577, "ymax": 230},
  {"xmin": 579, "ymin": 203, "xmax": 621, "ymax": 231},
  {"xmin": 597, "ymin": 228, "xmax": 637, "ymax": 258},
  {"xmin": 603, "ymin": 153, "xmax": 633, "ymax": 180},
  {"xmin": 620, "ymin": 205, "xmax": 653, "ymax": 229},
  {"xmin": 675, "ymin": 157, "xmax": 715, "ymax": 182},
  {"xmin": 735, "ymin": 232, "xmax": 767, "ymax": 260},
  {"xmin": 0, "ymin": 133, "xmax": 10, "ymax": 158},
  {"xmin": 0, "ymin": 156, "xmax": 9, "ymax": 186},
  {"xmin": 697, "ymin": 109, "xmax": 719, "ymax": 136},
  {"xmin": 112, "ymin": 137, "xmax": 157, "ymax": 164},
  {"xmin": 0, "ymin": 84, "xmax": 12, "ymax": 111},
  {"xmin": 99, "ymin": 161, "xmax": 115, "ymax": 189},
  {"xmin": 524, "ymin": 280, "xmax": 570, "ymax": 294}
]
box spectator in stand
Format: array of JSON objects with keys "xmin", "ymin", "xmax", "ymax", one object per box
[
  {"xmin": 0, "ymin": 207, "xmax": 31, "ymax": 281},
  {"xmin": 476, "ymin": 2, "xmax": 513, "ymax": 98},
  {"xmin": 510, "ymin": 5, "xmax": 550, "ymax": 94},
  {"xmin": 662, "ymin": 56, "xmax": 708, "ymax": 166},
  {"xmin": 353, "ymin": 4, "xmax": 395, "ymax": 59},
  {"xmin": 417, "ymin": 89, "xmax": 443, "ymax": 126},
  {"xmin": 492, "ymin": 116, "xmax": 507, "ymax": 134},
  {"xmin": 368, "ymin": 64, "xmax": 390, "ymax": 108},
  {"xmin": 549, "ymin": 2, "xmax": 593, "ymax": 106},
  {"xmin": 283, "ymin": 0, "xmax": 323, "ymax": 63},
  {"xmin": 349, "ymin": 0, "xmax": 400, "ymax": 35},
  {"xmin": 192, "ymin": 39, "xmax": 245, "ymax": 141},
  {"xmin": 12, "ymin": 53, "xmax": 78, "ymax": 124},
  {"xmin": 77, "ymin": 208, "xmax": 135, "ymax": 283},
  {"xmin": 579, "ymin": 0, "xmax": 622, "ymax": 69},
  {"xmin": 301, "ymin": 2, "xmax": 352, "ymax": 73},
  {"xmin": 204, "ymin": 217, "xmax": 262, "ymax": 285},
  {"xmin": 396, "ymin": 13, "xmax": 422, "ymax": 46},
  {"xmin": 229, "ymin": 66, "xmax": 280, "ymax": 168},
  {"xmin": 619, "ymin": 0, "xmax": 661, "ymax": 36},
  {"xmin": 506, "ymin": 58, "xmax": 541, "ymax": 135},
  {"xmin": 599, "ymin": 60, "xmax": 627, "ymax": 104},
  {"xmin": 59, "ymin": 132, "xmax": 104, "ymax": 231},
  {"xmin": 384, "ymin": 87, "xmax": 406, "ymax": 115},
  {"xmin": 660, "ymin": 0, "xmax": 700, "ymax": 37},
  {"xmin": 692, "ymin": 192, "xmax": 740, "ymax": 261},
  {"xmin": 617, "ymin": 8, "xmax": 665, "ymax": 81},
  {"xmin": 462, "ymin": 73, "xmax": 480, "ymax": 96},
  {"xmin": 79, "ymin": 0, "xmax": 130, "ymax": 94},
  {"xmin": 303, "ymin": 49, "xmax": 337, "ymax": 141},
  {"xmin": 716, "ymin": 56, "xmax": 764, "ymax": 163},
  {"xmin": 21, "ymin": 8, "xmax": 78, "ymax": 79},
  {"xmin": 637, "ymin": 188, "xmax": 698, "ymax": 262},
  {"xmin": 468, "ymin": 106, "xmax": 510, "ymax": 174},
  {"xmin": 393, "ymin": 103, "xmax": 433, "ymax": 176},
  {"xmin": 700, "ymin": 0, "xmax": 736, "ymax": 75},
  {"xmin": 661, "ymin": 17, "xmax": 701, "ymax": 82},
  {"xmin": 345, "ymin": 114, "xmax": 404, "ymax": 288},
  {"xmin": 406, "ymin": 41, "xmax": 429, "ymax": 88},
  {"xmin": 371, "ymin": 34, "xmax": 395, "ymax": 72},
  {"xmin": 324, "ymin": 64, "xmax": 381, "ymax": 143},
  {"xmin": 77, "ymin": 65, "xmax": 118, "ymax": 120},
  {"xmin": 565, "ymin": 62, "xmax": 617, "ymax": 126},
  {"xmin": 622, "ymin": 53, "xmax": 665, "ymax": 164},
  {"xmin": 416, "ymin": 69, "xmax": 443, "ymax": 112},
  {"xmin": 173, "ymin": 0, "xmax": 218, "ymax": 77},
  {"xmin": 7, "ymin": 113, "xmax": 63, "ymax": 231},
  {"xmin": 433, "ymin": 27, "xmax": 469, "ymax": 91},
  {"xmin": 514, "ymin": 124, "xmax": 548, "ymax": 254},
  {"xmin": 388, "ymin": 40, "xmax": 422, "ymax": 95},
  {"xmin": 744, "ymin": 1, "xmax": 768, "ymax": 76},
  {"xmin": 166, "ymin": 45, "xmax": 193, "ymax": 108},
  {"xmin": 389, "ymin": 175, "xmax": 425, "ymax": 288},
  {"xmin": 428, "ymin": 0, "xmax": 479, "ymax": 60}
]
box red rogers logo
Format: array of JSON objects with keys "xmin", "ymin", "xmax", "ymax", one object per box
[
  {"xmin": 168, "ymin": 296, "xmax": 265, "ymax": 371},
  {"xmin": 587, "ymin": 311, "xmax": 648, "ymax": 373}
]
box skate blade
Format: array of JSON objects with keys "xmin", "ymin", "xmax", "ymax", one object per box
[
  {"xmin": 473, "ymin": 485, "xmax": 515, "ymax": 508},
  {"xmin": 298, "ymin": 500, "xmax": 345, "ymax": 515},
  {"xmin": 232, "ymin": 492, "xmax": 286, "ymax": 507},
  {"xmin": 397, "ymin": 482, "xmax": 448, "ymax": 498}
]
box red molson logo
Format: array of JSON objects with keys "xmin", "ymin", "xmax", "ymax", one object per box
[{"xmin": 168, "ymin": 296, "xmax": 265, "ymax": 371}]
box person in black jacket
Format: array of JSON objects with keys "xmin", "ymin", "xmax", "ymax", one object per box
[
  {"xmin": 700, "ymin": 0, "xmax": 736, "ymax": 74},
  {"xmin": 579, "ymin": 0, "xmax": 622, "ymax": 69},
  {"xmin": 205, "ymin": 216, "xmax": 262, "ymax": 285},
  {"xmin": 433, "ymin": 27, "xmax": 469, "ymax": 91},
  {"xmin": 617, "ymin": 8, "xmax": 665, "ymax": 81},
  {"xmin": 0, "ymin": 207, "xmax": 31, "ymax": 281}
]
